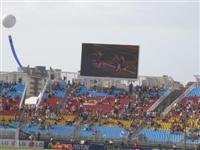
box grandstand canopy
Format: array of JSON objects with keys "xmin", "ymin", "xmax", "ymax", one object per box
[{"xmin": 25, "ymin": 97, "xmax": 38, "ymax": 105}]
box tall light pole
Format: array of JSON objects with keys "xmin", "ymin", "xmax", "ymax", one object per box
[
  {"xmin": 184, "ymin": 123, "xmax": 187, "ymax": 150},
  {"xmin": 194, "ymin": 75, "xmax": 200, "ymax": 86}
]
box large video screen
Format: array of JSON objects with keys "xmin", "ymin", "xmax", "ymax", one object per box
[{"xmin": 80, "ymin": 43, "xmax": 139, "ymax": 79}]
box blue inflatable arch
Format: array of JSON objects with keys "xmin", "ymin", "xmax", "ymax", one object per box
[{"xmin": 8, "ymin": 35, "xmax": 24, "ymax": 71}]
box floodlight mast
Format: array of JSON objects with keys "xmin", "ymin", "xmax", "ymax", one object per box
[{"xmin": 194, "ymin": 75, "xmax": 200, "ymax": 86}]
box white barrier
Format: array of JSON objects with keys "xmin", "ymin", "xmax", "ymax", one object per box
[{"xmin": 0, "ymin": 139, "xmax": 44, "ymax": 148}]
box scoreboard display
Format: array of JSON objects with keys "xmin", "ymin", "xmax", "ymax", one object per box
[{"xmin": 80, "ymin": 43, "xmax": 139, "ymax": 79}]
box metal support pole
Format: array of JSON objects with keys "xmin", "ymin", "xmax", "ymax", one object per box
[{"xmin": 184, "ymin": 123, "xmax": 187, "ymax": 150}]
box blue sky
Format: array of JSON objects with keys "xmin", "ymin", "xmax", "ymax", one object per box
[{"xmin": 1, "ymin": 0, "xmax": 199, "ymax": 84}]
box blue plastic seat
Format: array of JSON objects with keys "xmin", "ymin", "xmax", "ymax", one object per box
[{"xmin": 187, "ymin": 87, "xmax": 200, "ymax": 97}]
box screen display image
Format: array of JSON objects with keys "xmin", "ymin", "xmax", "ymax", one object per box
[{"xmin": 80, "ymin": 43, "xmax": 139, "ymax": 79}]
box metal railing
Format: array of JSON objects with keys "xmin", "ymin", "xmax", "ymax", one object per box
[
  {"xmin": 35, "ymin": 79, "xmax": 49, "ymax": 111},
  {"xmin": 147, "ymin": 88, "xmax": 173, "ymax": 112},
  {"xmin": 0, "ymin": 125, "xmax": 197, "ymax": 149},
  {"xmin": 162, "ymin": 83, "xmax": 196, "ymax": 116},
  {"xmin": 19, "ymin": 85, "xmax": 27, "ymax": 110}
]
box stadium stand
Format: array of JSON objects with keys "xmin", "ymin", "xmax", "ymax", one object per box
[
  {"xmin": 137, "ymin": 85, "xmax": 200, "ymax": 145},
  {"xmin": 1, "ymin": 79, "xmax": 200, "ymax": 149}
]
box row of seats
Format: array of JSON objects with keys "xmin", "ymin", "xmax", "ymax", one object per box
[
  {"xmin": 78, "ymin": 86, "xmax": 168, "ymax": 97},
  {"xmin": 23, "ymin": 125, "xmax": 75, "ymax": 137},
  {"xmin": 187, "ymin": 131, "xmax": 200, "ymax": 144},
  {"xmin": 78, "ymin": 86, "xmax": 116, "ymax": 97},
  {"xmin": 23, "ymin": 124, "xmax": 127, "ymax": 139},
  {"xmin": 187, "ymin": 87, "xmax": 200, "ymax": 97},
  {"xmin": 43, "ymin": 90, "xmax": 65, "ymax": 98},
  {"xmin": 1, "ymin": 123, "xmax": 199, "ymax": 144},
  {"xmin": 140, "ymin": 128, "xmax": 185, "ymax": 143},
  {"xmin": 1, "ymin": 84, "xmax": 25, "ymax": 98}
]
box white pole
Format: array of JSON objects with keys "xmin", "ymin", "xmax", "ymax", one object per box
[{"xmin": 19, "ymin": 85, "xmax": 27, "ymax": 110}]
